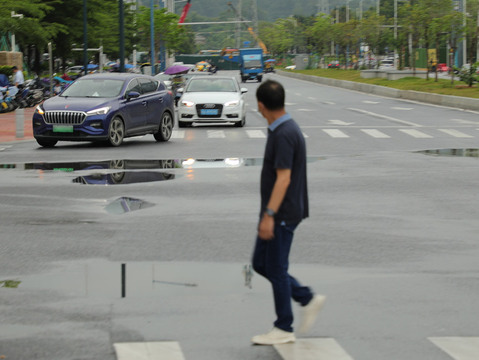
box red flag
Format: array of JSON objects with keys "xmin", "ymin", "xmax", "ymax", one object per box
[{"xmin": 179, "ymin": 0, "xmax": 191, "ymax": 24}]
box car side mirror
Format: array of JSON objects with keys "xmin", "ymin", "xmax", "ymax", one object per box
[
  {"xmin": 126, "ymin": 91, "xmax": 140, "ymax": 100},
  {"xmin": 241, "ymin": 88, "xmax": 248, "ymax": 94},
  {"xmin": 177, "ymin": 88, "xmax": 184, "ymax": 94}
]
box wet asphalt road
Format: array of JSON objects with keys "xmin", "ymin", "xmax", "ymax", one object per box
[{"xmin": 1, "ymin": 71, "xmax": 479, "ymax": 360}]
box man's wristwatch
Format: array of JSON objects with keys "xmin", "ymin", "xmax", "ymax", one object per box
[{"xmin": 265, "ymin": 208, "xmax": 275, "ymax": 217}]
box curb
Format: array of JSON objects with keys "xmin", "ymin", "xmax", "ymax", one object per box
[{"xmin": 277, "ymin": 70, "xmax": 479, "ymax": 112}]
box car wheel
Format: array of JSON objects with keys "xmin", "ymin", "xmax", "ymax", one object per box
[
  {"xmin": 108, "ymin": 116, "xmax": 125, "ymax": 146},
  {"xmin": 235, "ymin": 116, "xmax": 245, "ymax": 127},
  {"xmin": 36, "ymin": 138, "xmax": 58, "ymax": 147},
  {"xmin": 154, "ymin": 111, "xmax": 173, "ymax": 142}
]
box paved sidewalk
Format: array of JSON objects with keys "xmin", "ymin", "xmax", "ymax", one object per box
[{"xmin": 0, "ymin": 107, "xmax": 35, "ymax": 143}]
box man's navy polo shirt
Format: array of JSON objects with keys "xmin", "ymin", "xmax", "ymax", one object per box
[{"xmin": 260, "ymin": 114, "xmax": 309, "ymax": 224}]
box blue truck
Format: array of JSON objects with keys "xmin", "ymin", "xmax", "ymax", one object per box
[{"xmin": 239, "ymin": 48, "xmax": 264, "ymax": 83}]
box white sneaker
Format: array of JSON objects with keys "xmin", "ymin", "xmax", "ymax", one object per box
[
  {"xmin": 297, "ymin": 294, "xmax": 326, "ymax": 334},
  {"xmin": 251, "ymin": 327, "xmax": 296, "ymax": 345}
]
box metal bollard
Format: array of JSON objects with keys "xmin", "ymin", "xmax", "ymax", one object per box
[{"xmin": 15, "ymin": 108, "xmax": 24, "ymax": 138}]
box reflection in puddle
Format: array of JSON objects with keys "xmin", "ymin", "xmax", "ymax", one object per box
[
  {"xmin": 73, "ymin": 171, "xmax": 175, "ymax": 185},
  {"xmin": 18, "ymin": 260, "xmax": 258, "ymax": 299},
  {"xmin": 417, "ymin": 148, "xmax": 479, "ymax": 158},
  {"xmin": 105, "ymin": 197, "xmax": 155, "ymax": 214},
  {"xmin": 0, "ymin": 157, "xmax": 323, "ymax": 185}
]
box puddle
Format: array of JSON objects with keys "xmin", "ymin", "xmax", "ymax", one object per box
[
  {"xmin": 17, "ymin": 260, "xmax": 259, "ymax": 299},
  {"xmin": 105, "ymin": 197, "xmax": 155, "ymax": 214},
  {"xmin": 417, "ymin": 149, "xmax": 479, "ymax": 158},
  {"xmin": 0, "ymin": 157, "xmax": 323, "ymax": 185}
]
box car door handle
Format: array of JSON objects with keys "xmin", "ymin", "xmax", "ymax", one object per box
[
  {"xmin": 158, "ymin": 97, "xmax": 164, "ymax": 103},
  {"xmin": 141, "ymin": 101, "xmax": 147, "ymax": 107}
]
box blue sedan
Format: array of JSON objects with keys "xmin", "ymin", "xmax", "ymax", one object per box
[{"xmin": 32, "ymin": 73, "xmax": 175, "ymax": 147}]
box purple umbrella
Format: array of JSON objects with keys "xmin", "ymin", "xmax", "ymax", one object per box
[{"xmin": 164, "ymin": 65, "xmax": 191, "ymax": 75}]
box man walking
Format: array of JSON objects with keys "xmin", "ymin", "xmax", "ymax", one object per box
[{"xmin": 251, "ymin": 80, "xmax": 326, "ymax": 346}]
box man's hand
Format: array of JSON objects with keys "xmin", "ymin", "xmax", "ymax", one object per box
[{"xmin": 258, "ymin": 214, "xmax": 275, "ymax": 240}]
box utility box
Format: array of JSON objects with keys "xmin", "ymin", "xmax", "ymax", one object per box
[{"xmin": 295, "ymin": 54, "xmax": 309, "ymax": 70}]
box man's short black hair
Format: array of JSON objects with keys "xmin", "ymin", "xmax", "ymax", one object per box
[
  {"xmin": 11, "ymin": 66, "xmax": 18, "ymax": 70},
  {"xmin": 256, "ymin": 79, "xmax": 285, "ymax": 111}
]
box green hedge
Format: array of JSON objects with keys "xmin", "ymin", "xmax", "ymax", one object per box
[{"xmin": 0, "ymin": 65, "xmax": 13, "ymax": 76}]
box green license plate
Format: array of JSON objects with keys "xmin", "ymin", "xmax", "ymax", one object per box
[{"xmin": 53, "ymin": 125, "xmax": 74, "ymax": 133}]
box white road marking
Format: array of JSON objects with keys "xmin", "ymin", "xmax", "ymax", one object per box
[
  {"xmin": 207, "ymin": 130, "xmax": 226, "ymax": 138},
  {"xmin": 303, "ymin": 132, "xmax": 309, "ymax": 138},
  {"xmin": 391, "ymin": 107, "xmax": 414, "ymax": 110},
  {"xmin": 322, "ymin": 101, "xmax": 336, "ymax": 105},
  {"xmin": 114, "ymin": 341, "xmax": 185, "ymax": 360},
  {"xmin": 361, "ymin": 129, "xmax": 391, "ymax": 138},
  {"xmin": 429, "ymin": 337, "xmax": 479, "ymax": 360},
  {"xmin": 274, "ymin": 338, "xmax": 354, "ymax": 360},
  {"xmin": 363, "ymin": 100, "xmax": 380, "ymax": 104},
  {"xmin": 328, "ymin": 120, "xmax": 355, "ymax": 126},
  {"xmin": 323, "ymin": 129, "xmax": 349, "ymax": 138},
  {"xmin": 399, "ymin": 129, "xmax": 433, "ymax": 138},
  {"xmin": 171, "ymin": 130, "xmax": 185, "ymax": 139},
  {"xmin": 348, "ymin": 108, "xmax": 422, "ymax": 127},
  {"xmin": 246, "ymin": 130, "xmax": 267, "ymax": 138},
  {"xmin": 438, "ymin": 129, "xmax": 474, "ymax": 138},
  {"xmin": 308, "ymin": 97, "xmax": 316, "ymax": 100},
  {"xmin": 452, "ymin": 119, "xmax": 479, "ymax": 125},
  {"xmin": 297, "ymin": 109, "xmax": 316, "ymax": 112}
]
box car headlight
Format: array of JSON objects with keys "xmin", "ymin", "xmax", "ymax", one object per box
[
  {"xmin": 181, "ymin": 100, "xmax": 195, "ymax": 107},
  {"xmin": 86, "ymin": 107, "xmax": 110, "ymax": 116},
  {"xmin": 225, "ymin": 100, "xmax": 239, "ymax": 107},
  {"xmin": 35, "ymin": 104, "xmax": 45, "ymax": 115}
]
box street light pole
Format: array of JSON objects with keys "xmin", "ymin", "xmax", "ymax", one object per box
[
  {"xmin": 10, "ymin": 11, "xmax": 24, "ymax": 53},
  {"xmin": 394, "ymin": 0, "xmax": 397, "ymax": 68},
  {"xmin": 83, "ymin": 0, "xmax": 88, "ymax": 76},
  {"xmin": 150, "ymin": 0, "xmax": 155, "ymax": 75},
  {"xmin": 119, "ymin": 0, "xmax": 125, "ymax": 72}
]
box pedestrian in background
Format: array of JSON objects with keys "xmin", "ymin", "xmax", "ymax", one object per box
[
  {"xmin": 251, "ymin": 79, "xmax": 326, "ymax": 346},
  {"xmin": 11, "ymin": 66, "xmax": 24, "ymax": 88}
]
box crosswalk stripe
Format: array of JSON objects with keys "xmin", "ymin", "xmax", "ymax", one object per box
[
  {"xmin": 207, "ymin": 130, "xmax": 226, "ymax": 138},
  {"xmin": 274, "ymin": 338, "xmax": 354, "ymax": 360},
  {"xmin": 399, "ymin": 129, "xmax": 433, "ymax": 138},
  {"xmin": 438, "ymin": 129, "xmax": 474, "ymax": 138},
  {"xmin": 361, "ymin": 129, "xmax": 391, "ymax": 138},
  {"xmin": 246, "ymin": 129, "xmax": 267, "ymax": 138},
  {"xmin": 171, "ymin": 130, "xmax": 185, "ymax": 139},
  {"xmin": 429, "ymin": 337, "xmax": 479, "ymax": 360},
  {"xmin": 323, "ymin": 129, "xmax": 349, "ymax": 138},
  {"xmin": 168, "ymin": 128, "xmax": 478, "ymax": 140},
  {"xmin": 114, "ymin": 341, "xmax": 185, "ymax": 360}
]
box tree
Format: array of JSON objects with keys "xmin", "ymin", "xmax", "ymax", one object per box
[
  {"xmin": 305, "ymin": 13, "xmax": 332, "ymax": 58},
  {"xmin": 136, "ymin": 6, "xmax": 196, "ymax": 57}
]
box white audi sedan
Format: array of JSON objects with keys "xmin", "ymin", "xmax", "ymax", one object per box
[{"xmin": 176, "ymin": 76, "xmax": 247, "ymax": 128}]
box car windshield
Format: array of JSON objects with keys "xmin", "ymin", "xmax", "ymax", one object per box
[
  {"xmin": 186, "ymin": 78, "xmax": 236, "ymax": 92},
  {"xmin": 61, "ymin": 78, "xmax": 124, "ymax": 98}
]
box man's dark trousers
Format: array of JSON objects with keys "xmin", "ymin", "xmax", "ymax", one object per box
[{"xmin": 252, "ymin": 223, "xmax": 313, "ymax": 332}]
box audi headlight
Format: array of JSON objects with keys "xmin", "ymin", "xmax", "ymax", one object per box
[
  {"xmin": 181, "ymin": 100, "xmax": 195, "ymax": 107},
  {"xmin": 86, "ymin": 107, "xmax": 110, "ymax": 116},
  {"xmin": 35, "ymin": 104, "xmax": 45, "ymax": 115},
  {"xmin": 225, "ymin": 100, "xmax": 239, "ymax": 107}
]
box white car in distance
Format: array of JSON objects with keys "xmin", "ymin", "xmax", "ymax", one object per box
[{"xmin": 176, "ymin": 76, "xmax": 248, "ymax": 128}]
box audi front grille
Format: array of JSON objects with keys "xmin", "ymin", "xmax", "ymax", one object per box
[
  {"xmin": 43, "ymin": 111, "xmax": 86, "ymax": 125},
  {"xmin": 196, "ymin": 104, "xmax": 223, "ymax": 118}
]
